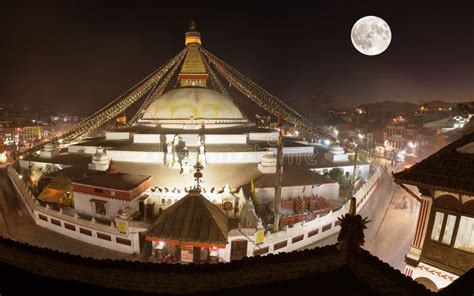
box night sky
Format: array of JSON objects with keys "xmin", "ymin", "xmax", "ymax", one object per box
[{"xmin": 1, "ymin": 0, "xmax": 473, "ymax": 114}]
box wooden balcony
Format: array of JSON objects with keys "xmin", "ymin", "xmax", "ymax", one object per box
[{"xmin": 421, "ymin": 241, "xmax": 474, "ymax": 275}]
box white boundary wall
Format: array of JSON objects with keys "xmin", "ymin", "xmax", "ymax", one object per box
[
  {"xmin": 221, "ymin": 166, "xmax": 382, "ymax": 261},
  {"xmin": 7, "ymin": 166, "xmax": 141, "ymax": 254},
  {"xmin": 8, "ymin": 164, "xmax": 382, "ymax": 260}
]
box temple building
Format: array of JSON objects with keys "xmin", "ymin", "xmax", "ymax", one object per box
[
  {"xmin": 394, "ymin": 130, "xmax": 474, "ymax": 291},
  {"xmin": 145, "ymin": 163, "xmax": 228, "ymax": 263},
  {"xmin": 17, "ymin": 22, "xmax": 373, "ymax": 259}
]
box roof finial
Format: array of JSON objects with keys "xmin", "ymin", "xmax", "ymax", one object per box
[
  {"xmin": 193, "ymin": 161, "xmax": 204, "ymax": 190},
  {"xmin": 189, "ymin": 20, "xmax": 197, "ymax": 31},
  {"xmin": 185, "ymin": 20, "xmax": 201, "ymax": 46}
]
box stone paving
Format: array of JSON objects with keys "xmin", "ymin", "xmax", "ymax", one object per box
[{"xmin": 0, "ymin": 167, "xmax": 145, "ymax": 261}]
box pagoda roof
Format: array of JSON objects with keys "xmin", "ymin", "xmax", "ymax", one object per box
[
  {"xmin": 145, "ymin": 189, "xmax": 228, "ymax": 247},
  {"xmin": 394, "ymin": 130, "xmax": 474, "ymax": 195}
]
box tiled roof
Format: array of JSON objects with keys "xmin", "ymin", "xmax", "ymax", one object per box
[
  {"xmin": 0, "ymin": 236, "xmax": 436, "ymax": 295},
  {"xmin": 146, "ymin": 189, "xmax": 228, "ymax": 246},
  {"xmin": 394, "ymin": 131, "xmax": 474, "ymax": 195}
]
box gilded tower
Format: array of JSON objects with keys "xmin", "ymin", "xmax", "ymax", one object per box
[{"xmin": 178, "ymin": 21, "xmax": 209, "ymax": 88}]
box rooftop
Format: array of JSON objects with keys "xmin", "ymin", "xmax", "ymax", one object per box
[
  {"xmin": 394, "ymin": 130, "xmax": 474, "ymax": 195},
  {"xmin": 146, "ymin": 189, "xmax": 228, "ymax": 247},
  {"xmin": 73, "ymin": 171, "xmax": 151, "ymax": 191},
  {"xmin": 0, "ymin": 224, "xmax": 443, "ymax": 295}
]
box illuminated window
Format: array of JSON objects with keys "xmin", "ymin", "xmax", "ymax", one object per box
[
  {"xmin": 454, "ymin": 216, "xmax": 474, "ymax": 253},
  {"xmin": 442, "ymin": 214, "xmax": 456, "ymax": 244},
  {"xmin": 430, "ymin": 212, "xmax": 444, "ymax": 241},
  {"xmin": 430, "ymin": 211, "xmax": 458, "ymax": 245}
]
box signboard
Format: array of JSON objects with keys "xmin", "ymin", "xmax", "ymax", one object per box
[
  {"xmin": 117, "ymin": 221, "xmax": 128, "ymax": 234},
  {"xmin": 255, "ymin": 230, "xmax": 265, "ymax": 245}
]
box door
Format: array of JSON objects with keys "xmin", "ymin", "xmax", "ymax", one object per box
[{"xmin": 230, "ymin": 240, "xmax": 248, "ymax": 261}]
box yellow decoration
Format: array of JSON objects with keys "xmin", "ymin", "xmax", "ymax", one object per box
[
  {"xmin": 118, "ymin": 221, "xmax": 128, "ymax": 234},
  {"xmin": 255, "ymin": 230, "xmax": 265, "ymax": 245}
]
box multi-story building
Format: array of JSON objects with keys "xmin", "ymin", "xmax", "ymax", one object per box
[
  {"xmin": 21, "ymin": 125, "xmax": 42, "ymax": 142},
  {"xmin": 394, "ymin": 131, "xmax": 474, "ymax": 291}
]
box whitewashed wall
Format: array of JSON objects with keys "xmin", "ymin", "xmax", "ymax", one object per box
[
  {"xmin": 7, "ymin": 165, "xmax": 141, "ymax": 254},
  {"xmin": 221, "ymin": 166, "xmax": 382, "ymax": 262},
  {"xmin": 255, "ymin": 182, "xmax": 340, "ymax": 203},
  {"xmin": 74, "ymin": 192, "xmax": 140, "ymax": 220},
  {"xmin": 133, "ymin": 134, "xmax": 162, "ymax": 143},
  {"xmin": 106, "ymin": 150, "xmax": 164, "ymax": 163},
  {"xmin": 105, "ymin": 132, "xmax": 131, "ymax": 140}
]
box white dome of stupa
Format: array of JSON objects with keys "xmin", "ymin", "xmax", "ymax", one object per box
[{"xmin": 142, "ymin": 88, "xmax": 244, "ymax": 120}]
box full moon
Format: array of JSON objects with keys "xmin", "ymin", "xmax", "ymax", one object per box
[{"xmin": 351, "ymin": 16, "xmax": 392, "ymax": 56}]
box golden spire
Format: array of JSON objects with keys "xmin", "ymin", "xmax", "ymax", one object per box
[
  {"xmin": 179, "ymin": 20, "xmax": 208, "ymax": 87},
  {"xmin": 185, "ymin": 20, "xmax": 201, "ymax": 46}
]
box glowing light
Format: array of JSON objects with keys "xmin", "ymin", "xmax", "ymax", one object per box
[
  {"xmin": 0, "ymin": 152, "xmax": 7, "ymax": 163},
  {"xmin": 358, "ymin": 133, "xmax": 364, "ymax": 139},
  {"xmin": 323, "ymin": 139, "xmax": 331, "ymax": 146}
]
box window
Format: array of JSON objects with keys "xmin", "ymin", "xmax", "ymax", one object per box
[
  {"xmin": 38, "ymin": 214, "xmax": 48, "ymax": 222},
  {"xmin": 430, "ymin": 211, "xmax": 458, "ymax": 245},
  {"xmin": 94, "ymin": 201, "xmax": 107, "ymax": 216},
  {"xmin": 454, "ymin": 216, "xmax": 474, "ymax": 253},
  {"xmin": 442, "ymin": 214, "xmax": 456, "ymax": 245},
  {"xmin": 430, "ymin": 212, "xmax": 444, "ymax": 241},
  {"xmin": 94, "ymin": 188, "xmax": 103, "ymax": 194}
]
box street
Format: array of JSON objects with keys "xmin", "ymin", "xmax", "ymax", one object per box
[{"xmin": 304, "ymin": 168, "xmax": 419, "ymax": 272}]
